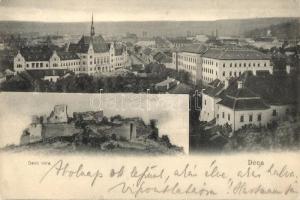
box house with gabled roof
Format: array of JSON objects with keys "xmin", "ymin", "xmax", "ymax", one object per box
[{"xmin": 200, "ymin": 72, "xmax": 297, "ymax": 132}]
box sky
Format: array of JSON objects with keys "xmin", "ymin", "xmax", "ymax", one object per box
[{"xmin": 0, "ymin": 0, "xmax": 299, "ymax": 22}]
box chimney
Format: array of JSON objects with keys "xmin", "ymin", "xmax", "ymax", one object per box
[
  {"xmin": 237, "ymin": 81, "xmax": 243, "ymax": 89},
  {"xmin": 224, "ymin": 78, "xmax": 230, "ymax": 89}
]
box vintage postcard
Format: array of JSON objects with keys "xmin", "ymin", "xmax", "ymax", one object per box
[{"xmin": 0, "ymin": 0, "xmax": 300, "ymax": 199}]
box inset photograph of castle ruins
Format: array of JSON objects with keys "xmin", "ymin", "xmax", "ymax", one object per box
[{"xmin": 0, "ymin": 93, "xmax": 189, "ymax": 155}]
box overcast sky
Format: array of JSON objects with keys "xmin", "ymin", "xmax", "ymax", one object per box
[{"xmin": 0, "ymin": 0, "xmax": 299, "ymax": 22}]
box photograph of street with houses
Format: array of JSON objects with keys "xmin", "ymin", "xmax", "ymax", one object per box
[{"xmin": 0, "ymin": 0, "xmax": 299, "ymax": 153}]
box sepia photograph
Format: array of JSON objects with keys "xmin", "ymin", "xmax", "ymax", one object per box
[
  {"xmin": 0, "ymin": 92, "xmax": 189, "ymax": 154},
  {"xmin": 0, "ymin": 0, "xmax": 299, "ymax": 153},
  {"xmin": 0, "ymin": 0, "xmax": 300, "ymax": 199}
]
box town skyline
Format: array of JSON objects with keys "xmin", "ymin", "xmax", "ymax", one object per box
[{"xmin": 0, "ymin": 0, "xmax": 300, "ymax": 22}]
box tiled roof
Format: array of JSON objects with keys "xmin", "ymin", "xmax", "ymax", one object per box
[
  {"xmin": 242, "ymin": 73, "xmax": 297, "ymax": 105},
  {"xmin": 203, "ymin": 79, "xmax": 225, "ymax": 97},
  {"xmin": 153, "ymin": 52, "xmax": 172, "ymax": 63},
  {"xmin": 218, "ymin": 96, "xmax": 270, "ymax": 111},
  {"xmin": 181, "ymin": 44, "xmax": 208, "ymax": 54},
  {"xmin": 216, "ymin": 72, "xmax": 297, "ymax": 110},
  {"xmin": 57, "ymin": 51, "xmax": 80, "ymax": 60},
  {"xmin": 68, "ymin": 35, "xmax": 109, "ymax": 53},
  {"xmin": 19, "ymin": 46, "xmax": 79, "ymax": 61},
  {"xmin": 20, "ymin": 46, "xmax": 54, "ymax": 61},
  {"xmin": 203, "ymin": 48, "xmax": 270, "ymax": 60}
]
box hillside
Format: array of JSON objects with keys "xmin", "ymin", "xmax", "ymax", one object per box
[
  {"xmin": 244, "ymin": 20, "xmax": 300, "ymax": 39},
  {"xmin": 0, "ymin": 17, "xmax": 299, "ymax": 37}
]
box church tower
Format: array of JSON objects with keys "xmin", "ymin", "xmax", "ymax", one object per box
[{"xmin": 90, "ymin": 13, "xmax": 95, "ymax": 37}]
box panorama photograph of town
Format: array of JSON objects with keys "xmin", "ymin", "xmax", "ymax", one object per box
[{"xmin": 0, "ymin": 0, "xmax": 299, "ymax": 153}]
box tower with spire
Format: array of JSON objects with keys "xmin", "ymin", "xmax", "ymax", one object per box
[{"xmin": 90, "ymin": 13, "xmax": 95, "ymax": 37}]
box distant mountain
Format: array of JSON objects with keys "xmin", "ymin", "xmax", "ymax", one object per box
[
  {"xmin": 244, "ymin": 20, "xmax": 300, "ymax": 39},
  {"xmin": 0, "ymin": 17, "xmax": 299, "ymax": 37}
]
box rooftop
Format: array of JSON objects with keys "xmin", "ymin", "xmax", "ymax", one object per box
[
  {"xmin": 203, "ymin": 48, "xmax": 270, "ymax": 60},
  {"xmin": 212, "ymin": 72, "xmax": 297, "ymax": 109},
  {"xmin": 181, "ymin": 44, "xmax": 208, "ymax": 54}
]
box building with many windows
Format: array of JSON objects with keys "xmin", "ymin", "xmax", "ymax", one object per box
[
  {"xmin": 14, "ymin": 14, "xmax": 127, "ymax": 75},
  {"xmin": 201, "ymin": 48, "xmax": 273, "ymax": 85},
  {"xmin": 172, "ymin": 46, "xmax": 273, "ymax": 85}
]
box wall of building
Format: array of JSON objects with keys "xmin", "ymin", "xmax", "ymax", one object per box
[
  {"xmin": 202, "ymin": 58, "xmax": 273, "ymax": 84},
  {"xmin": 200, "ymin": 93, "xmax": 220, "ymax": 122},
  {"xmin": 42, "ymin": 123, "xmax": 81, "ymax": 139},
  {"xmin": 13, "ymin": 53, "xmax": 26, "ymax": 71},
  {"xmin": 216, "ymin": 104, "xmax": 295, "ymax": 131},
  {"xmin": 172, "ymin": 51, "xmax": 202, "ymax": 84}
]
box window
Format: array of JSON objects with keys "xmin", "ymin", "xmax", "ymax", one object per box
[
  {"xmin": 217, "ymin": 114, "xmax": 219, "ymax": 119},
  {"xmin": 204, "ymin": 100, "xmax": 206, "ymax": 105},
  {"xmin": 223, "ymin": 72, "xmax": 225, "ymax": 76},
  {"xmin": 272, "ymin": 110, "xmax": 277, "ymax": 116},
  {"xmin": 32, "ymin": 63, "xmax": 35, "ymax": 67},
  {"xmin": 229, "ymin": 71, "xmax": 232, "ymax": 76},
  {"xmin": 223, "ymin": 63, "xmax": 225, "ymax": 67},
  {"xmin": 230, "ymin": 63, "xmax": 232, "ymax": 67},
  {"xmin": 26, "ymin": 64, "xmax": 29, "ymax": 68},
  {"xmin": 264, "ymin": 63, "xmax": 266, "ymax": 67},
  {"xmin": 239, "ymin": 63, "xmax": 241, "ymax": 67},
  {"xmin": 90, "ymin": 56, "xmax": 92, "ymax": 59},
  {"xmin": 222, "ymin": 112, "xmax": 225, "ymax": 118},
  {"xmin": 258, "ymin": 114, "xmax": 262, "ymax": 121},
  {"xmin": 249, "ymin": 63, "xmax": 251, "ymax": 67},
  {"xmin": 240, "ymin": 115, "xmax": 244, "ymax": 122},
  {"xmin": 228, "ymin": 114, "xmax": 230, "ymax": 121},
  {"xmin": 234, "ymin": 63, "xmax": 237, "ymax": 67},
  {"xmin": 249, "ymin": 114, "xmax": 253, "ymax": 122}
]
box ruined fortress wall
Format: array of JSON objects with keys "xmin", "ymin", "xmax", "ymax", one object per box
[
  {"xmin": 109, "ymin": 123, "xmax": 136, "ymax": 140},
  {"xmin": 42, "ymin": 123, "xmax": 81, "ymax": 139}
]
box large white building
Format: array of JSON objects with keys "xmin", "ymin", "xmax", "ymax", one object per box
[
  {"xmin": 200, "ymin": 73, "xmax": 296, "ymax": 132},
  {"xmin": 14, "ymin": 15, "xmax": 127, "ymax": 76},
  {"xmin": 172, "ymin": 46, "xmax": 273, "ymax": 85},
  {"xmin": 201, "ymin": 48, "xmax": 273, "ymax": 85}
]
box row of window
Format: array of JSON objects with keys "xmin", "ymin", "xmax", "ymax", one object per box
[
  {"xmin": 223, "ymin": 71, "xmax": 243, "ymax": 77},
  {"xmin": 94, "ymin": 57, "xmax": 110, "ymax": 65},
  {"xmin": 61, "ymin": 61, "xmax": 80, "ymax": 66},
  {"xmin": 218, "ymin": 112, "xmax": 262, "ymax": 122},
  {"xmin": 178, "ymin": 55, "xmax": 197, "ymax": 64},
  {"xmin": 179, "ymin": 63, "xmax": 196, "ymax": 71},
  {"xmin": 203, "ymin": 59, "xmax": 268, "ymax": 68},
  {"xmin": 203, "ymin": 76, "xmax": 214, "ymax": 82},
  {"xmin": 27, "ymin": 62, "xmax": 47, "ymax": 68},
  {"xmin": 203, "ymin": 67, "xmax": 217, "ymax": 75}
]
